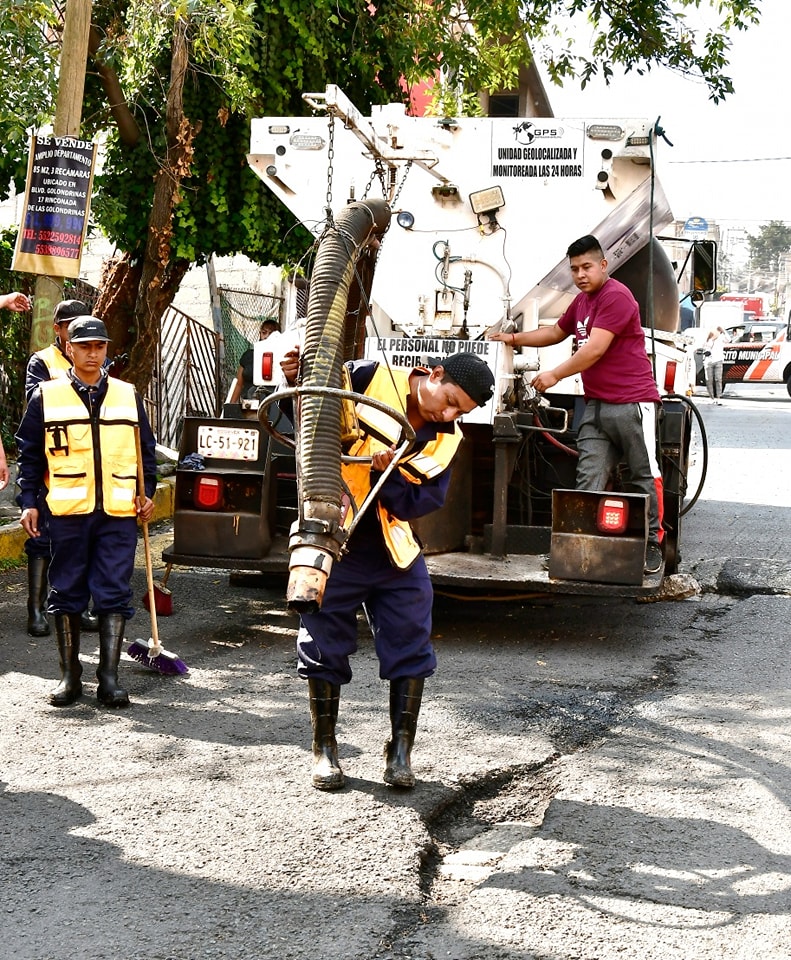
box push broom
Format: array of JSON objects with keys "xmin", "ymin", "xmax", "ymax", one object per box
[{"xmin": 127, "ymin": 427, "xmax": 189, "ymax": 676}]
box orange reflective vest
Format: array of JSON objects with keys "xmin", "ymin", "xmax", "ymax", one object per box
[
  {"xmin": 40, "ymin": 377, "xmax": 140, "ymax": 517},
  {"xmin": 343, "ymin": 365, "xmax": 462, "ymax": 569}
]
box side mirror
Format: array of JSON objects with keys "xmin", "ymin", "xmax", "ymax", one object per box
[{"xmin": 691, "ymin": 240, "xmax": 717, "ymax": 295}]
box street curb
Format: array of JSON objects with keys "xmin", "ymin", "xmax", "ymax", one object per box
[{"xmin": 0, "ymin": 477, "xmax": 175, "ymax": 565}]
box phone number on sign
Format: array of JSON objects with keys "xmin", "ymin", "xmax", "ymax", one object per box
[{"xmin": 196, "ymin": 426, "xmax": 259, "ymax": 461}]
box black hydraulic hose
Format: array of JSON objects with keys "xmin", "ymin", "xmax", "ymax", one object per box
[
  {"xmin": 298, "ymin": 199, "xmax": 391, "ymax": 518},
  {"xmin": 666, "ymin": 393, "xmax": 708, "ymax": 515}
]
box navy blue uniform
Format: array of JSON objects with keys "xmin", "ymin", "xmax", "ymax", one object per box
[
  {"xmin": 16, "ymin": 370, "xmax": 157, "ymax": 618},
  {"xmin": 21, "ymin": 345, "xmax": 110, "ymax": 560}
]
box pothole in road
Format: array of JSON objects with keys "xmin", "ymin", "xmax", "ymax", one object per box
[
  {"xmin": 418, "ymin": 653, "xmax": 689, "ymax": 915},
  {"xmin": 372, "ymin": 654, "xmax": 694, "ymax": 958}
]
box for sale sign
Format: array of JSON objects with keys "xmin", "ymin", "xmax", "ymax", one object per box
[{"xmin": 12, "ymin": 135, "xmax": 97, "ymax": 278}]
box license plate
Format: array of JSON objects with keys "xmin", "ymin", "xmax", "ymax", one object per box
[{"xmin": 196, "ymin": 425, "xmax": 259, "ymax": 461}]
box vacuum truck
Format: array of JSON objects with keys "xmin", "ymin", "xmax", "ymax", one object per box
[{"xmin": 164, "ymin": 86, "xmax": 714, "ymax": 598}]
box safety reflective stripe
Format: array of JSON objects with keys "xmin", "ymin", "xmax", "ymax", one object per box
[
  {"xmin": 100, "ymin": 401, "xmax": 139, "ymax": 421},
  {"xmin": 49, "ymin": 486, "xmax": 88, "ymax": 501},
  {"xmin": 356, "ymin": 401, "xmax": 403, "ymax": 445},
  {"xmin": 400, "ymin": 450, "xmax": 448, "ymax": 480},
  {"xmin": 45, "ymin": 401, "xmax": 90, "ymax": 420}
]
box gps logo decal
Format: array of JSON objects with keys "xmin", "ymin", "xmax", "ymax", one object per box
[{"xmin": 513, "ymin": 121, "xmax": 564, "ymax": 145}]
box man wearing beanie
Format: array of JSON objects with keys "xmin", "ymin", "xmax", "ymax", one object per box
[
  {"xmin": 282, "ymin": 347, "xmax": 495, "ymax": 792},
  {"xmin": 21, "ymin": 299, "xmax": 99, "ymax": 637}
]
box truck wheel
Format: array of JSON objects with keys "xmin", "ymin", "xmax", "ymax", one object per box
[{"xmin": 786, "ymin": 374, "xmax": 791, "ymax": 398}]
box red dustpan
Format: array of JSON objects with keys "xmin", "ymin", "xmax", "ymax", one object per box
[{"xmin": 142, "ymin": 562, "xmax": 173, "ymax": 616}]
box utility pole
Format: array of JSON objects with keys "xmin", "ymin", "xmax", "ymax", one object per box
[{"xmin": 29, "ymin": 0, "xmax": 93, "ymax": 353}]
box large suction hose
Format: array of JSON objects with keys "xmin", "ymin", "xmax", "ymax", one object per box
[{"xmin": 287, "ymin": 199, "xmax": 391, "ymax": 613}]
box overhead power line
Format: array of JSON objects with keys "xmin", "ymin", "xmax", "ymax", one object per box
[{"xmin": 668, "ymin": 156, "xmax": 791, "ymax": 164}]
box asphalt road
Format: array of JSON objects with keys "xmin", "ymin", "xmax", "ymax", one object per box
[{"xmin": 1, "ymin": 383, "xmax": 790, "ymax": 960}]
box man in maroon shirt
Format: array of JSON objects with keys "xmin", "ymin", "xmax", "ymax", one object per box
[{"xmin": 489, "ymin": 234, "xmax": 664, "ymax": 575}]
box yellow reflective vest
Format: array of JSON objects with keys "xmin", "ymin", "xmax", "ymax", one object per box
[
  {"xmin": 343, "ymin": 365, "xmax": 462, "ymax": 570},
  {"xmin": 34, "ymin": 344, "xmax": 71, "ymax": 380},
  {"xmin": 40, "ymin": 377, "xmax": 140, "ymax": 517}
]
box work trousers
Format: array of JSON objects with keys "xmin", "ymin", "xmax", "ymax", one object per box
[
  {"xmin": 576, "ymin": 400, "xmax": 663, "ymax": 546},
  {"xmin": 705, "ymin": 361, "xmax": 724, "ymax": 399},
  {"xmin": 297, "ymin": 541, "xmax": 436, "ymax": 686},
  {"xmin": 48, "ymin": 512, "xmax": 138, "ymax": 618}
]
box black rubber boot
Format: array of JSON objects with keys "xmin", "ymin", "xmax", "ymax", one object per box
[
  {"xmin": 96, "ymin": 613, "xmax": 130, "ymax": 708},
  {"xmin": 80, "ymin": 608, "xmax": 99, "ymax": 632},
  {"xmin": 308, "ymin": 678, "xmax": 345, "ymax": 790},
  {"xmin": 27, "ymin": 556, "xmax": 51, "ymax": 637},
  {"xmin": 50, "ymin": 613, "xmax": 83, "ymax": 706},
  {"xmin": 383, "ymin": 677, "xmax": 424, "ymax": 789}
]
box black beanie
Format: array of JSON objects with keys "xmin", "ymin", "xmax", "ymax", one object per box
[{"xmin": 429, "ymin": 352, "xmax": 495, "ymax": 407}]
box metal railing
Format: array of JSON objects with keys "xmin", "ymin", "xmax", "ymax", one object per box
[{"xmin": 145, "ymin": 305, "xmax": 223, "ymax": 450}]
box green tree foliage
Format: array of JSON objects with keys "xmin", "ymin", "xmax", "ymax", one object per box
[
  {"xmin": 0, "ymin": 2, "xmax": 60, "ymax": 198},
  {"xmin": 747, "ymin": 220, "xmax": 791, "ymax": 272},
  {"xmin": 86, "ymin": 0, "xmax": 402, "ymax": 267},
  {"xmin": 370, "ymin": 0, "xmax": 761, "ymax": 106}
]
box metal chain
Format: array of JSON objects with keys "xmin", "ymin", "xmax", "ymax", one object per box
[
  {"xmin": 360, "ymin": 165, "xmax": 378, "ymax": 201},
  {"xmin": 361, "ymin": 158, "xmax": 413, "ymax": 207},
  {"xmin": 390, "ymin": 160, "xmax": 412, "ymax": 207},
  {"xmin": 324, "ymin": 112, "xmax": 335, "ymax": 230},
  {"xmin": 361, "ymin": 157, "xmax": 388, "ymax": 201}
]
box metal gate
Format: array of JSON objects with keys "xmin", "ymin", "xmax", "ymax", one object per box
[
  {"xmin": 146, "ymin": 305, "xmax": 222, "ymax": 450},
  {"xmin": 146, "ymin": 288, "xmax": 285, "ymax": 449}
]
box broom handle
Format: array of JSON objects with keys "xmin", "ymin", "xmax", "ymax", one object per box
[{"xmin": 135, "ymin": 426, "xmax": 160, "ymax": 647}]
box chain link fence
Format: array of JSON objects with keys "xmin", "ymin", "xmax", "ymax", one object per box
[{"xmin": 217, "ymin": 286, "xmax": 285, "ymax": 399}]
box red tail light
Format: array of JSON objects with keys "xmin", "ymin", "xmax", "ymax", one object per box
[
  {"xmin": 663, "ymin": 360, "xmax": 677, "ymax": 394},
  {"xmin": 194, "ymin": 475, "xmax": 224, "ymax": 510},
  {"xmin": 259, "ymin": 352, "xmax": 274, "ymax": 381},
  {"xmin": 597, "ymin": 496, "xmax": 628, "ymax": 534}
]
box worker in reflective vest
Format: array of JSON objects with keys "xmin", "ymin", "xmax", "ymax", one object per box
[
  {"xmin": 22, "ymin": 299, "xmax": 99, "ymax": 639},
  {"xmin": 284, "ymin": 349, "xmax": 495, "ymax": 792},
  {"xmin": 16, "ymin": 316, "xmax": 157, "ymax": 709}
]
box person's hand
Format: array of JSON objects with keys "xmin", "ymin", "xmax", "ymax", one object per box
[
  {"xmin": 371, "ymin": 446, "xmax": 397, "ymax": 472},
  {"xmin": 0, "ymin": 291, "xmax": 31, "ymax": 312},
  {"xmin": 136, "ymin": 495, "xmax": 155, "ymax": 523},
  {"xmin": 281, "ymin": 346, "xmax": 301, "ymax": 385},
  {"xmin": 0, "ymin": 459, "xmax": 8, "ymax": 491},
  {"xmin": 488, "ymin": 330, "xmax": 515, "ymax": 343},
  {"xmin": 20, "ymin": 507, "xmax": 40, "ymax": 538},
  {"xmin": 531, "ymin": 370, "xmax": 559, "ymax": 392}
]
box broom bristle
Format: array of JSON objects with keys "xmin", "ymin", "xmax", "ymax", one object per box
[{"xmin": 127, "ymin": 639, "xmax": 189, "ymax": 676}]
